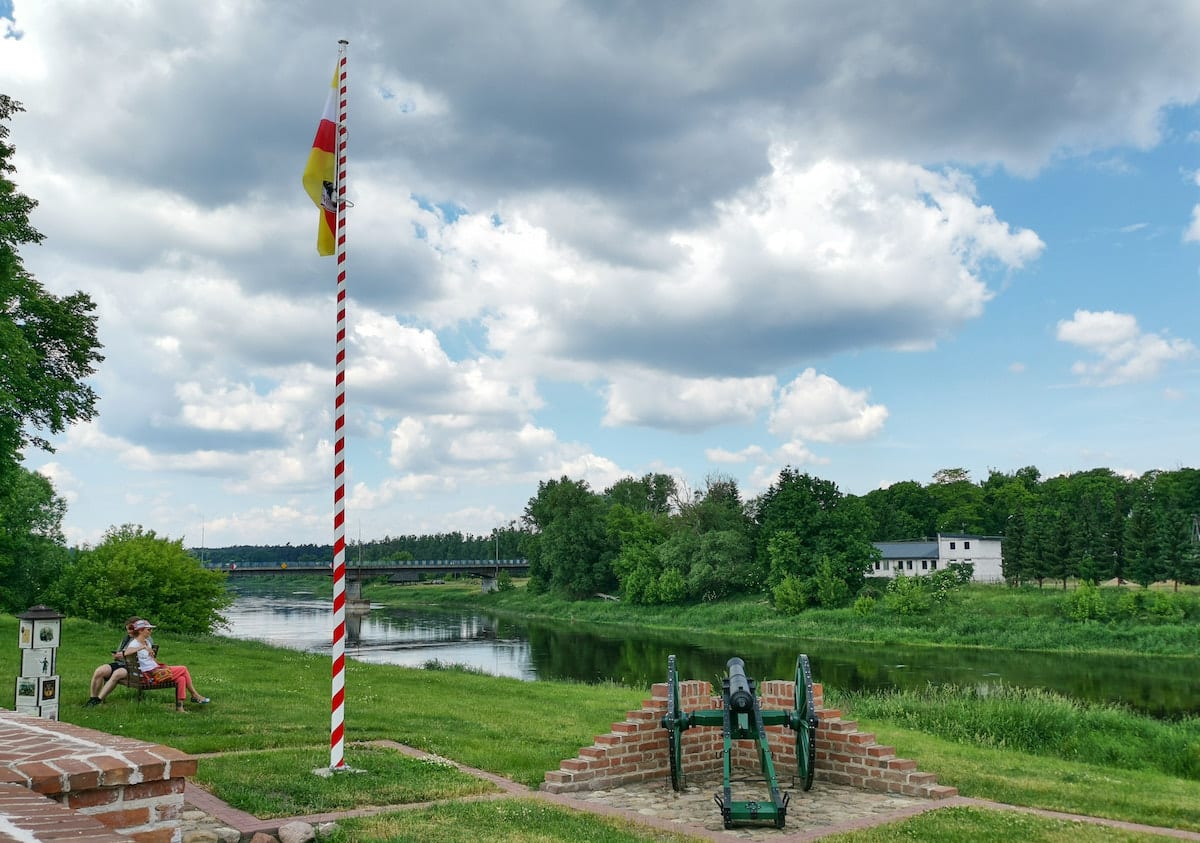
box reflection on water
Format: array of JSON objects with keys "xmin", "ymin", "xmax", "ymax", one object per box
[{"xmin": 221, "ymin": 595, "xmax": 1200, "ymax": 719}]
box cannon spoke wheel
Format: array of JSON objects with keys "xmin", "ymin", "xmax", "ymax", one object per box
[
  {"xmin": 666, "ymin": 654, "xmax": 685, "ymax": 791},
  {"xmin": 794, "ymin": 653, "xmax": 817, "ymax": 791}
]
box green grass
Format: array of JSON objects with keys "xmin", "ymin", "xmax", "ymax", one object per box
[
  {"xmin": 193, "ymin": 746, "xmax": 498, "ymax": 817},
  {"xmin": 827, "ymin": 685, "xmax": 1200, "ymax": 780},
  {"xmin": 843, "ymin": 722, "xmax": 1200, "ymax": 832},
  {"xmin": 9, "ymin": 610, "xmax": 1200, "ymax": 839},
  {"xmin": 321, "ymin": 799, "xmax": 703, "ymax": 843},
  {"xmin": 823, "ymin": 805, "xmax": 1178, "ymax": 842},
  {"xmin": 4, "ymin": 615, "xmax": 645, "ymax": 788},
  {"xmin": 364, "ymin": 580, "xmax": 1200, "ymax": 657}
]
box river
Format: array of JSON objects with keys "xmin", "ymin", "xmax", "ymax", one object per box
[{"xmin": 219, "ymin": 594, "xmax": 1200, "ymax": 719}]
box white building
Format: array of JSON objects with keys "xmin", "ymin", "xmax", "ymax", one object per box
[{"xmin": 869, "ymin": 533, "xmax": 1004, "ymax": 583}]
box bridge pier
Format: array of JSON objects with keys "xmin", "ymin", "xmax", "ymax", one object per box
[
  {"xmin": 345, "ymin": 574, "xmax": 371, "ymax": 612},
  {"xmin": 480, "ymin": 574, "xmax": 498, "ymax": 594}
]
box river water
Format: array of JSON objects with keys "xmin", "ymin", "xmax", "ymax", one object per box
[{"xmin": 220, "ymin": 594, "xmax": 1200, "ymax": 719}]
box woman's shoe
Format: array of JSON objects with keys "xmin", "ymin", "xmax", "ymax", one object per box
[
  {"xmin": 192, "ymin": 696, "xmax": 210, "ymax": 704},
  {"xmin": 175, "ymin": 703, "xmax": 188, "ymax": 713}
]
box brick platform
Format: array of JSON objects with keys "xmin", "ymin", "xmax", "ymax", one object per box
[
  {"xmin": 0, "ymin": 710, "xmax": 196, "ymax": 843},
  {"xmin": 544, "ymin": 677, "xmax": 957, "ymax": 801}
]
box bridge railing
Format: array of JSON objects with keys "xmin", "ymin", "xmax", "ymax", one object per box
[{"xmin": 202, "ymin": 558, "xmax": 528, "ymax": 572}]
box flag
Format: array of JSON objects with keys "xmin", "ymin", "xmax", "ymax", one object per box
[{"xmin": 302, "ymin": 66, "xmax": 339, "ymax": 256}]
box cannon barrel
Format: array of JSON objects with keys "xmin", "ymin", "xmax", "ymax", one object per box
[{"xmin": 726, "ymin": 657, "xmax": 755, "ymax": 712}]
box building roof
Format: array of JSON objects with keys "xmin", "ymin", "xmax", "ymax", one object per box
[{"xmin": 873, "ymin": 540, "xmax": 939, "ymax": 560}]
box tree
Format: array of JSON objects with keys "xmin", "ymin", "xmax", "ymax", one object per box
[
  {"xmin": 1123, "ymin": 498, "xmax": 1162, "ymax": 588},
  {"xmin": 604, "ymin": 473, "xmax": 676, "ymax": 515},
  {"xmin": 754, "ymin": 468, "xmax": 876, "ymax": 609},
  {"xmin": 49, "ymin": 525, "xmax": 231, "ymax": 634},
  {"xmin": 0, "ymin": 462, "xmax": 69, "ymax": 611},
  {"xmin": 928, "ymin": 468, "xmax": 984, "ymax": 534},
  {"xmin": 0, "ymin": 96, "xmax": 103, "ymax": 464},
  {"xmin": 521, "ymin": 477, "xmax": 616, "ymax": 597}
]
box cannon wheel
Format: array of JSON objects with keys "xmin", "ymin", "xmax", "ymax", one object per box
[
  {"xmin": 666, "ymin": 654, "xmax": 685, "ymax": 791},
  {"xmin": 794, "ymin": 654, "xmax": 817, "ymax": 791}
]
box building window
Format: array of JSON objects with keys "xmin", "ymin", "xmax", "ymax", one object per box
[
  {"xmin": 874, "ymin": 561, "xmax": 880, "ymax": 571},
  {"xmin": 906, "ymin": 560, "xmax": 913, "ymax": 571},
  {"xmin": 949, "ymin": 541, "xmax": 956, "ymax": 550},
  {"xmin": 921, "ymin": 560, "xmax": 928, "ymax": 570},
  {"xmin": 964, "ymin": 540, "xmax": 971, "ymax": 550},
  {"xmin": 931, "ymin": 561, "xmax": 937, "ymax": 570},
  {"xmin": 883, "ymin": 561, "xmax": 890, "ymax": 571}
]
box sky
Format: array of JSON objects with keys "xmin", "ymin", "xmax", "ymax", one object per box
[{"xmin": 1, "ymin": 1, "xmax": 1197, "ymax": 549}]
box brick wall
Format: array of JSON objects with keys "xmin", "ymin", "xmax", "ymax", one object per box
[
  {"xmin": 543, "ymin": 678, "xmax": 957, "ymax": 801},
  {"xmin": 0, "ymin": 710, "xmax": 196, "ymax": 843}
]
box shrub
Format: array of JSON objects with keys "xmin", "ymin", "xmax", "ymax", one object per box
[
  {"xmin": 1063, "ymin": 580, "xmax": 1106, "ymax": 622},
  {"xmin": 773, "ymin": 574, "xmax": 808, "ymax": 615},
  {"xmin": 852, "ymin": 595, "xmax": 877, "ymax": 616},
  {"xmin": 884, "ymin": 573, "xmax": 930, "ymax": 616},
  {"xmin": 49, "ymin": 524, "xmax": 231, "ymax": 633},
  {"xmin": 813, "ymin": 556, "xmax": 850, "ymax": 608}
]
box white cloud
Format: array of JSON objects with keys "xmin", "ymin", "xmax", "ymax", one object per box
[
  {"xmin": 768, "ymin": 369, "xmax": 889, "ymax": 443},
  {"xmin": 1056, "ymin": 309, "xmax": 1196, "ymax": 385},
  {"xmin": 603, "ymin": 371, "xmax": 776, "ymax": 431}
]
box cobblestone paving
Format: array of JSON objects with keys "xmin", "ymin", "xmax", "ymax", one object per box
[{"xmin": 573, "ymin": 775, "xmax": 929, "ymax": 840}]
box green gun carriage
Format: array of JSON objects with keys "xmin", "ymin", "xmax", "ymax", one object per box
[{"xmin": 660, "ymin": 654, "xmax": 819, "ymax": 829}]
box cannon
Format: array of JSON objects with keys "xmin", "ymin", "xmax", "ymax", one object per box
[{"xmin": 660, "ymin": 654, "xmax": 819, "ymax": 829}]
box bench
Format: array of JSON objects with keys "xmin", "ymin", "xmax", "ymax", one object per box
[{"xmin": 119, "ymin": 653, "xmax": 177, "ymax": 702}]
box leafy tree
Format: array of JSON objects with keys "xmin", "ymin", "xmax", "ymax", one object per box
[
  {"xmin": 604, "ymin": 473, "xmax": 676, "ymax": 515},
  {"xmin": 0, "ymin": 463, "xmax": 69, "ymax": 611},
  {"xmin": 928, "ymin": 468, "xmax": 984, "ymax": 534},
  {"xmin": 755, "ymin": 468, "xmax": 876, "ymax": 609},
  {"xmin": 677, "ymin": 474, "xmax": 753, "ymax": 535},
  {"xmin": 862, "ymin": 481, "xmax": 935, "ymax": 540},
  {"xmin": 608, "ymin": 503, "xmax": 673, "ymax": 604},
  {"xmin": 49, "ymin": 525, "xmax": 231, "ymax": 633},
  {"xmin": 0, "ymin": 96, "xmax": 103, "ymax": 463},
  {"xmin": 980, "ymin": 468, "xmax": 1039, "ymax": 535},
  {"xmin": 521, "ymin": 477, "xmax": 616, "ymax": 598}
]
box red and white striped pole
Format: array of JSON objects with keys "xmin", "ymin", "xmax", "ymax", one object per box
[{"xmin": 330, "ymin": 38, "xmax": 350, "ymax": 772}]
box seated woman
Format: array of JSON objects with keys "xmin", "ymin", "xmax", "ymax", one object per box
[
  {"xmin": 124, "ymin": 619, "xmax": 211, "ymax": 713},
  {"xmin": 86, "ymin": 616, "xmax": 144, "ymax": 707}
]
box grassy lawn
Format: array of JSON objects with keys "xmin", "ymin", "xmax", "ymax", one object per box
[
  {"xmin": 6, "ymin": 612, "xmax": 1199, "ymax": 840},
  {"xmin": 358, "ymin": 579, "xmax": 1200, "ymax": 657},
  {"xmin": 823, "ymin": 805, "xmax": 1179, "ymax": 842},
  {"xmin": 322, "ymin": 799, "xmax": 705, "ymax": 843},
  {"xmin": 194, "ymin": 746, "xmax": 498, "ymax": 817}
]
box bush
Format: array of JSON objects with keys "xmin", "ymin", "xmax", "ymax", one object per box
[
  {"xmin": 496, "ymin": 570, "xmax": 515, "ymax": 591},
  {"xmin": 852, "ymin": 595, "xmax": 877, "ymax": 616},
  {"xmin": 49, "ymin": 524, "xmax": 231, "ymax": 633},
  {"xmin": 813, "ymin": 556, "xmax": 850, "ymax": 608},
  {"xmin": 773, "ymin": 574, "xmax": 808, "ymax": 615},
  {"xmin": 1063, "ymin": 580, "xmax": 1106, "ymax": 622},
  {"xmin": 884, "ymin": 573, "xmax": 930, "ymax": 616}
]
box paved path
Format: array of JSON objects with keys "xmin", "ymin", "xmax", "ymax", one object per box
[{"xmin": 180, "ymin": 741, "xmax": 1200, "ymax": 842}]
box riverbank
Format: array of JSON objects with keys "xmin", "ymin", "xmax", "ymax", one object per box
[
  {"xmin": 6, "ymin": 614, "xmax": 1199, "ymax": 838},
  {"xmin": 356, "ymin": 578, "xmax": 1200, "ymax": 657}
]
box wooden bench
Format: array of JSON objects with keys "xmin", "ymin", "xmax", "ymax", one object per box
[{"xmin": 119, "ymin": 653, "xmax": 177, "ymax": 702}]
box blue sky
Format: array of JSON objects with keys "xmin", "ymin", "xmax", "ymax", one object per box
[{"xmin": 1, "ymin": 2, "xmax": 1196, "ymax": 548}]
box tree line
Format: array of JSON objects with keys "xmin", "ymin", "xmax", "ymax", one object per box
[{"xmin": 518, "ymin": 465, "xmax": 1200, "ymax": 605}]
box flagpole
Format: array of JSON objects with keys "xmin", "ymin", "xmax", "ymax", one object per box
[{"xmin": 329, "ymin": 37, "xmax": 350, "ymax": 772}]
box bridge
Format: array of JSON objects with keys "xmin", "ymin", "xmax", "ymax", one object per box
[{"xmin": 203, "ymin": 558, "xmax": 529, "ymax": 595}]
